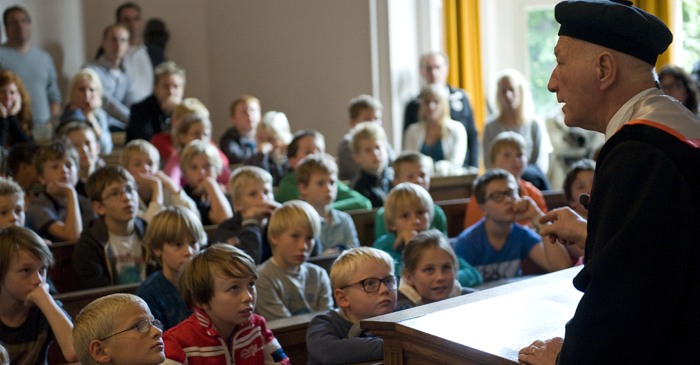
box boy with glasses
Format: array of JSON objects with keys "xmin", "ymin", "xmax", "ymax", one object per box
[
  {"xmin": 306, "ymin": 247, "xmax": 396, "ymax": 365},
  {"xmin": 453, "ymin": 169, "xmax": 570, "ymax": 283},
  {"xmin": 73, "ymin": 293, "xmax": 165, "ymax": 365},
  {"xmin": 73, "ymin": 166, "xmax": 155, "ymax": 290}
]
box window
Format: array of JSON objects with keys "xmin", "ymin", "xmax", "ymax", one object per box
[
  {"xmin": 526, "ymin": 8, "xmax": 559, "ymax": 118},
  {"xmin": 681, "ymin": 0, "xmax": 700, "ymax": 73}
]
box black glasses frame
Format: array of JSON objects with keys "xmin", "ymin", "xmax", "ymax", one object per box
[
  {"xmin": 99, "ymin": 319, "xmax": 163, "ymax": 341},
  {"xmin": 341, "ymin": 275, "xmax": 397, "ymax": 293}
]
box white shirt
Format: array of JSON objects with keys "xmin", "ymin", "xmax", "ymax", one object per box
[
  {"xmin": 122, "ymin": 44, "xmax": 154, "ymax": 103},
  {"xmin": 605, "ymin": 88, "xmax": 659, "ymax": 141},
  {"xmin": 108, "ymin": 231, "xmax": 145, "ymax": 284}
]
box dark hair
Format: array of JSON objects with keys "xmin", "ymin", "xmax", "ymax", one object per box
[
  {"xmin": 85, "ymin": 165, "xmax": 135, "ymax": 203},
  {"xmin": 659, "ymin": 64, "xmax": 700, "ymax": 114},
  {"xmin": 116, "ymin": 2, "xmax": 141, "ymax": 22},
  {"xmin": 144, "ymin": 18, "xmax": 169, "ymax": 47},
  {"xmin": 7, "ymin": 143, "xmax": 39, "ymax": 176},
  {"xmin": 3, "ymin": 6, "xmax": 30, "ymax": 28},
  {"xmin": 287, "ymin": 130, "xmax": 324, "ymax": 161},
  {"xmin": 563, "ymin": 159, "xmax": 596, "ymax": 202},
  {"xmin": 472, "ymin": 168, "xmax": 517, "ymax": 204}
]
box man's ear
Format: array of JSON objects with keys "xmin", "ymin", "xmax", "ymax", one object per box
[
  {"xmin": 92, "ymin": 200, "xmax": 106, "ymax": 216},
  {"xmin": 334, "ymin": 288, "xmax": 350, "ymax": 309},
  {"xmin": 89, "ymin": 339, "xmax": 112, "ymax": 364},
  {"xmin": 596, "ymin": 52, "xmax": 617, "ymax": 91}
]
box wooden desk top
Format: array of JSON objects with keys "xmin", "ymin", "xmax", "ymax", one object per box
[{"xmin": 362, "ymin": 266, "xmax": 583, "ymax": 365}]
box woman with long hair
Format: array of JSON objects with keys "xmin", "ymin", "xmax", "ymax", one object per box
[
  {"xmin": 0, "ymin": 70, "xmax": 33, "ymax": 148},
  {"xmin": 658, "ymin": 64, "xmax": 700, "ymax": 115}
]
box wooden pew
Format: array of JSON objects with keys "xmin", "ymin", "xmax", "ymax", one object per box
[
  {"xmin": 543, "ymin": 189, "xmax": 568, "ymax": 210},
  {"xmin": 268, "ymin": 312, "xmax": 322, "ymax": 365},
  {"xmin": 435, "ymin": 198, "xmax": 469, "ymax": 238},
  {"xmin": 428, "ymin": 173, "xmax": 478, "ymax": 201},
  {"xmin": 54, "ymin": 282, "xmax": 140, "ymax": 319},
  {"xmin": 49, "ymin": 241, "xmax": 79, "ymax": 294},
  {"xmin": 347, "ymin": 207, "xmax": 380, "ymax": 247}
]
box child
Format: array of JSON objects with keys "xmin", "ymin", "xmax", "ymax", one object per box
[
  {"xmin": 374, "ymin": 151, "xmax": 446, "ymax": 238},
  {"xmin": 255, "ymin": 200, "xmax": 333, "ymax": 321},
  {"xmin": 396, "ymin": 230, "xmax": 481, "ymax": 311},
  {"xmin": 297, "ymin": 153, "xmax": 359, "ymax": 253},
  {"xmin": 0, "ymin": 227, "xmax": 77, "ymax": 364},
  {"xmin": 562, "ymin": 159, "xmax": 595, "ymax": 265},
  {"xmin": 337, "ymin": 94, "xmax": 396, "ymax": 180},
  {"xmin": 306, "ymin": 247, "xmax": 396, "ymax": 365},
  {"xmin": 180, "ymin": 140, "xmax": 233, "ymax": 225},
  {"xmin": 73, "ymin": 165, "xmax": 153, "ymax": 290},
  {"xmin": 245, "ymin": 111, "xmax": 292, "ymax": 186},
  {"xmin": 26, "ymin": 139, "xmax": 95, "ymax": 242},
  {"xmin": 163, "ymin": 244, "xmax": 290, "ymax": 365},
  {"xmin": 349, "ymin": 121, "xmax": 393, "ymax": 208},
  {"xmin": 120, "ymin": 139, "xmax": 198, "ymax": 222},
  {"xmin": 215, "ymin": 166, "xmax": 280, "ymax": 264},
  {"xmin": 72, "ymin": 293, "xmax": 165, "ymax": 365},
  {"xmin": 220, "ymin": 95, "xmax": 261, "ymax": 164},
  {"xmin": 453, "ymin": 169, "xmax": 570, "ymax": 282},
  {"xmin": 275, "ymin": 129, "xmax": 372, "ymax": 211},
  {"xmin": 136, "ymin": 207, "xmax": 206, "ymax": 331},
  {"xmin": 6, "ymin": 143, "xmax": 41, "ymax": 207},
  {"xmin": 373, "ymin": 182, "xmax": 433, "ymax": 276},
  {"xmin": 59, "ymin": 122, "xmax": 103, "ymax": 197},
  {"xmin": 150, "ymin": 98, "xmax": 210, "ymax": 163},
  {"xmin": 464, "ymin": 131, "xmax": 548, "ymax": 230},
  {"xmin": 0, "ymin": 177, "xmax": 25, "ymax": 228}
]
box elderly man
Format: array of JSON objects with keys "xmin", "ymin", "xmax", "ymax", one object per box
[
  {"xmin": 0, "ymin": 6, "xmax": 61, "ymax": 139},
  {"xmin": 519, "ymin": 1, "xmax": 700, "ymax": 365},
  {"xmin": 117, "ymin": 2, "xmax": 154, "ymax": 103},
  {"xmin": 403, "ymin": 52, "xmax": 478, "ymax": 169}
]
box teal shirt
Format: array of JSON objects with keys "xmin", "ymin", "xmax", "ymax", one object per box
[
  {"xmin": 374, "ymin": 205, "xmax": 448, "ymax": 239},
  {"xmin": 275, "ymin": 172, "xmax": 372, "ymax": 211}
]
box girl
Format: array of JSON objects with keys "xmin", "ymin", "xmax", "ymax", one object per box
[{"xmin": 245, "ymin": 111, "xmax": 292, "ymax": 186}]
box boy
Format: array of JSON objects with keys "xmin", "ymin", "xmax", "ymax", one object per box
[
  {"xmin": 26, "ymin": 139, "xmax": 95, "ymax": 242},
  {"xmin": 306, "ymin": 247, "xmax": 396, "ymax": 365},
  {"xmin": 73, "ymin": 165, "xmax": 153, "ymax": 290},
  {"xmin": 349, "ymin": 122, "xmax": 393, "ymax": 208},
  {"xmin": 220, "ymin": 95, "xmax": 260, "ymax": 164},
  {"xmin": 275, "ymin": 129, "xmax": 372, "ymax": 211},
  {"xmin": 374, "ymin": 151, "xmax": 447, "ymax": 238},
  {"xmin": 136, "ymin": 207, "xmax": 206, "ymax": 331},
  {"xmin": 297, "ymin": 153, "xmax": 359, "ymax": 253},
  {"xmin": 216, "ymin": 166, "xmax": 279, "ymax": 264},
  {"xmin": 73, "ymin": 293, "xmax": 165, "ymax": 365},
  {"xmin": 453, "ymin": 169, "xmax": 570, "ymax": 282},
  {"xmin": 6, "ymin": 143, "xmax": 41, "ymax": 207},
  {"xmin": 59, "ymin": 122, "xmax": 102, "ymax": 197},
  {"xmin": 163, "ymin": 244, "xmax": 290, "ymax": 365},
  {"xmin": 0, "ymin": 227, "xmax": 77, "ymax": 364},
  {"xmin": 120, "ymin": 139, "xmax": 198, "ymax": 222},
  {"xmin": 464, "ymin": 131, "xmax": 548, "ymax": 230},
  {"xmin": 255, "ymin": 200, "xmax": 333, "ymax": 321},
  {"xmin": 337, "ymin": 95, "xmax": 396, "ymax": 180},
  {"xmin": 0, "ymin": 177, "xmax": 25, "ymax": 229}
]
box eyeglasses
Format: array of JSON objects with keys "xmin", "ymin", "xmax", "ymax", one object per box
[
  {"xmin": 99, "ymin": 319, "xmax": 163, "ymax": 341},
  {"xmin": 341, "ymin": 275, "xmax": 397, "ymax": 293},
  {"xmin": 101, "ymin": 184, "xmax": 137, "ymax": 201},
  {"xmin": 486, "ymin": 189, "xmax": 518, "ymax": 203}
]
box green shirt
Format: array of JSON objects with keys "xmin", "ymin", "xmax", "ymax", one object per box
[{"xmin": 275, "ymin": 172, "xmax": 372, "ymax": 211}]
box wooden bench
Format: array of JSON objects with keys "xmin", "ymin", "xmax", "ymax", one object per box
[
  {"xmin": 347, "ymin": 207, "xmax": 380, "ymax": 247},
  {"xmin": 429, "ymin": 173, "xmax": 478, "ymax": 201},
  {"xmin": 268, "ymin": 312, "xmax": 322, "ymax": 365},
  {"xmin": 543, "ymin": 189, "xmax": 568, "ymax": 211},
  {"xmin": 49, "ymin": 241, "xmax": 79, "ymax": 293},
  {"xmin": 54, "ymin": 282, "xmax": 140, "ymax": 319}
]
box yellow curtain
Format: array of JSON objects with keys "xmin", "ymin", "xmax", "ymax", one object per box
[
  {"xmin": 632, "ymin": 0, "xmax": 674, "ymax": 69},
  {"xmin": 444, "ymin": 0, "xmax": 486, "ymax": 133}
]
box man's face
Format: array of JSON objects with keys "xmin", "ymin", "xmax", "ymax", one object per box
[
  {"xmin": 118, "ymin": 6, "xmax": 142, "ymax": 43},
  {"xmin": 153, "ymin": 74, "xmax": 184, "ymax": 107},
  {"xmin": 4, "ymin": 10, "xmax": 31, "ymax": 45},
  {"xmin": 101, "ymin": 27, "xmax": 130, "ymax": 63},
  {"xmin": 420, "ymin": 55, "xmax": 449, "ymax": 85}
]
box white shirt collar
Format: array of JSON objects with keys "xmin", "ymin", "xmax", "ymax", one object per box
[{"xmin": 605, "ymin": 88, "xmax": 660, "ymax": 140}]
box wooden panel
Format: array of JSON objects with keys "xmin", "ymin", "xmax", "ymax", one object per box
[
  {"xmin": 54, "ymin": 282, "xmax": 140, "ymax": 319},
  {"xmin": 49, "ymin": 241, "xmax": 78, "ymax": 294},
  {"xmin": 268, "ymin": 312, "xmax": 321, "ymax": 365},
  {"xmin": 542, "ymin": 189, "xmax": 567, "ymax": 211},
  {"xmin": 435, "ymin": 198, "xmax": 469, "ymax": 238},
  {"xmin": 347, "ymin": 207, "xmax": 380, "ymax": 247},
  {"xmin": 428, "ymin": 173, "xmax": 478, "ymax": 201}
]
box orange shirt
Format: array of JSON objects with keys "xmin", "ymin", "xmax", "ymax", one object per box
[{"xmin": 463, "ymin": 179, "xmax": 548, "ymax": 230}]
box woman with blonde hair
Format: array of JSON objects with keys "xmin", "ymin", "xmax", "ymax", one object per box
[
  {"xmin": 0, "ymin": 70, "xmax": 33, "ymax": 148},
  {"xmin": 403, "ymin": 83, "xmax": 467, "ymax": 173},
  {"xmin": 59, "ymin": 68, "xmax": 112, "ymax": 153},
  {"xmin": 482, "ymin": 69, "xmax": 551, "ymax": 189}
]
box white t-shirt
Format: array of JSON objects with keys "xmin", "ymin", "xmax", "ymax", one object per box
[{"xmin": 108, "ymin": 232, "xmax": 145, "ymax": 284}]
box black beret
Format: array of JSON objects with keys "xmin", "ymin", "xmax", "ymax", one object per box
[{"xmin": 555, "ymin": 0, "xmax": 673, "ymax": 66}]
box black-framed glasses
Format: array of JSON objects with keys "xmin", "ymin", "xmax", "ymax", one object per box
[
  {"xmin": 486, "ymin": 189, "xmax": 518, "ymax": 203},
  {"xmin": 99, "ymin": 319, "xmax": 163, "ymax": 341},
  {"xmin": 341, "ymin": 275, "xmax": 397, "ymax": 293},
  {"xmin": 101, "ymin": 184, "xmax": 137, "ymax": 201}
]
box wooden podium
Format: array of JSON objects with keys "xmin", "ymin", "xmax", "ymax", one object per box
[{"xmin": 362, "ymin": 266, "xmax": 584, "ymax": 365}]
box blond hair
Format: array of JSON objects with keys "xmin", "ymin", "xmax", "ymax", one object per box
[
  {"xmin": 0, "ymin": 226, "xmax": 54, "ymax": 288},
  {"xmin": 154, "ymin": 61, "xmax": 186, "ymax": 86},
  {"xmin": 268, "ymin": 200, "xmax": 321, "ymax": 239},
  {"xmin": 258, "ymin": 111, "xmax": 292, "ymax": 145},
  {"xmin": 67, "ymin": 68, "xmax": 103, "ymax": 106},
  {"xmin": 172, "ymin": 98, "xmax": 209, "ymax": 121},
  {"xmin": 144, "ymin": 207, "xmax": 207, "ymax": 258},
  {"xmin": 120, "ymin": 139, "xmax": 160, "ymax": 168},
  {"xmin": 0, "ymin": 177, "xmax": 24, "ymax": 201},
  {"xmin": 180, "ymin": 140, "xmax": 223, "ymax": 176},
  {"xmin": 489, "ymin": 131, "xmax": 528, "ymax": 165},
  {"xmin": 178, "ymin": 244, "xmax": 257, "ymax": 311},
  {"xmin": 176, "ymin": 113, "xmax": 212, "ymax": 149},
  {"xmin": 228, "ymin": 166, "xmax": 272, "ymax": 207},
  {"xmin": 73, "ymin": 294, "xmax": 146, "ymax": 365},
  {"xmin": 295, "ymin": 153, "xmax": 338, "ymax": 187},
  {"xmin": 418, "ymin": 84, "xmax": 451, "ymax": 138},
  {"xmin": 383, "ymin": 183, "xmax": 434, "ymax": 232},
  {"xmin": 402, "ymin": 229, "xmax": 458, "ymax": 276},
  {"xmin": 330, "ymin": 247, "xmax": 393, "ymax": 290},
  {"xmin": 493, "ymin": 69, "xmax": 535, "ymax": 125},
  {"xmin": 349, "ymin": 121, "xmax": 387, "ymax": 154},
  {"xmin": 85, "ymin": 165, "xmax": 136, "ymax": 203},
  {"xmin": 229, "ymin": 95, "xmax": 260, "ymax": 117},
  {"xmin": 392, "ymin": 151, "xmax": 432, "ymax": 179},
  {"xmin": 33, "ymin": 139, "xmax": 79, "ymax": 176}
]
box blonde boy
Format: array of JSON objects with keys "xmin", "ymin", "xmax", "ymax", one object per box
[
  {"xmin": 59, "ymin": 122, "xmax": 101, "ymax": 197},
  {"xmin": 73, "ymin": 293, "xmax": 165, "ymax": 365},
  {"xmin": 163, "ymin": 244, "xmax": 290, "ymax": 365},
  {"xmin": 220, "ymin": 95, "xmax": 261, "ymax": 164},
  {"xmin": 349, "ymin": 122, "xmax": 392, "ymax": 208},
  {"xmin": 464, "ymin": 131, "xmax": 548, "ymax": 229},
  {"xmin": 374, "ymin": 151, "xmax": 447, "ymax": 238},
  {"xmin": 297, "ymin": 153, "xmax": 359, "ymax": 253},
  {"xmin": 26, "ymin": 139, "xmax": 95, "ymax": 242},
  {"xmin": 372, "ymin": 183, "xmax": 434, "ymax": 275},
  {"xmin": 0, "ymin": 177, "xmax": 25, "ymax": 229},
  {"xmin": 179, "ymin": 140, "xmax": 233, "ymax": 226},
  {"xmin": 255, "ymin": 200, "xmax": 332, "ymax": 321},
  {"xmin": 120, "ymin": 139, "xmax": 198, "ymax": 222},
  {"xmin": 306, "ymin": 247, "xmax": 396, "ymax": 365},
  {"xmin": 0, "ymin": 227, "xmax": 77, "ymax": 364}
]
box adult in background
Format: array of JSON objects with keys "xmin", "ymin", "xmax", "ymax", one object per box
[
  {"xmin": 84, "ymin": 23, "xmax": 134, "ymax": 131},
  {"xmin": 117, "ymin": 2, "xmax": 154, "ymax": 103},
  {"xmin": 144, "ymin": 18, "xmax": 169, "ymax": 68},
  {"xmin": 0, "ymin": 70, "xmax": 33, "ymax": 149},
  {"xmin": 658, "ymin": 64, "xmax": 700, "ymax": 115},
  {"xmin": 126, "ymin": 61, "xmax": 185, "ymax": 142},
  {"xmin": 518, "ymin": 1, "xmax": 700, "ymax": 364},
  {"xmin": 0, "ymin": 6, "xmax": 61, "ymax": 139},
  {"xmin": 404, "ymin": 52, "xmax": 478, "ymax": 169}
]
